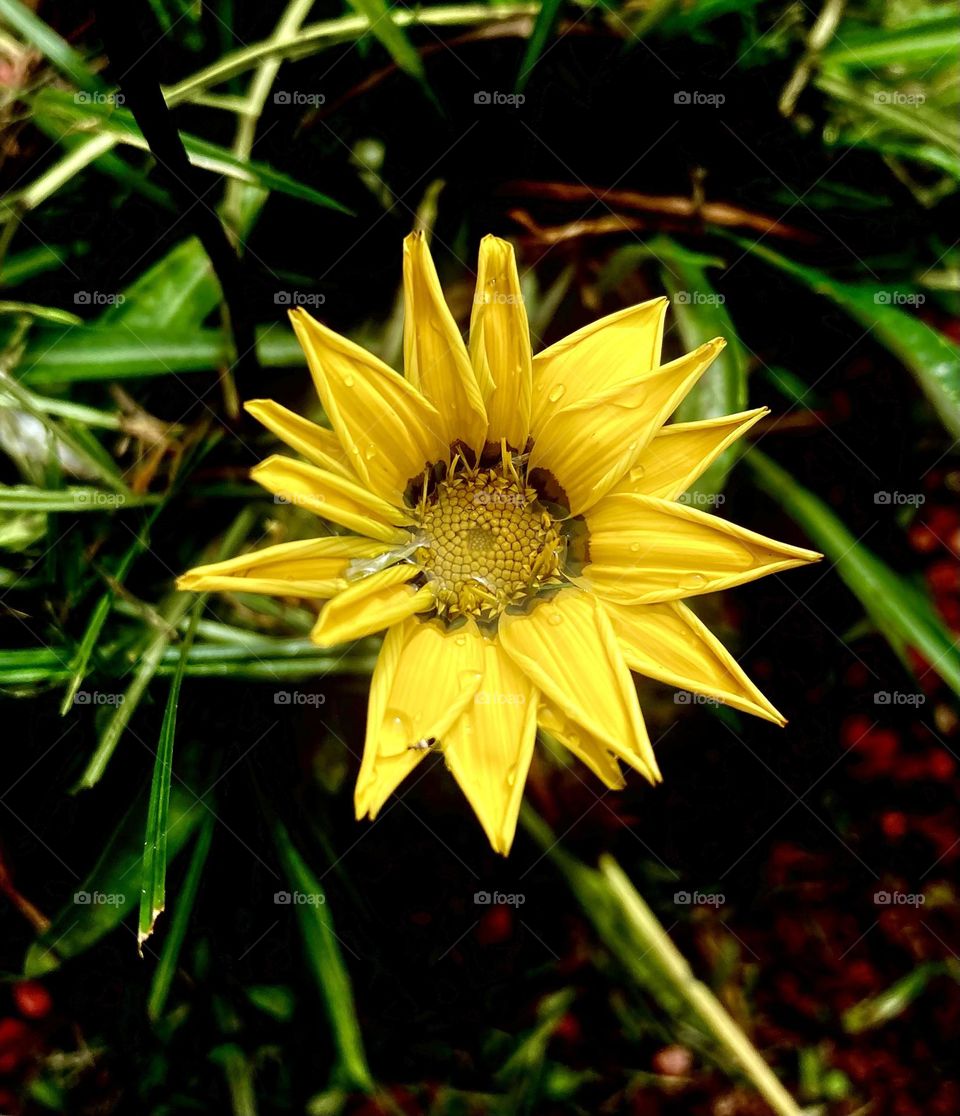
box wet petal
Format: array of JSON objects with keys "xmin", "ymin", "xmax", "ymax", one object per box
[
  {"xmin": 584, "ymin": 492, "xmax": 821, "ymax": 605},
  {"xmin": 244, "ymin": 398, "xmax": 352, "ymax": 477},
  {"xmin": 403, "ymin": 232, "xmax": 487, "ymax": 452},
  {"xmin": 444, "ymin": 639, "xmax": 538, "ymax": 855},
  {"xmin": 289, "ymin": 307, "xmax": 448, "ymax": 505},
  {"xmin": 499, "ymin": 589, "xmax": 659, "ymax": 782},
  {"xmin": 311, "ymin": 565, "xmax": 433, "ymax": 646},
  {"xmin": 528, "ymin": 339, "xmax": 725, "ymax": 516},
  {"xmin": 531, "ymin": 296, "xmax": 668, "ymax": 437},
  {"xmin": 605, "ymin": 599, "xmax": 786, "ymax": 724},
  {"xmin": 250, "ymin": 454, "xmax": 413, "ymax": 544},
  {"xmin": 469, "ymin": 235, "xmax": 532, "ymax": 450},
  {"xmin": 177, "ymin": 535, "xmax": 390, "ymax": 599}
]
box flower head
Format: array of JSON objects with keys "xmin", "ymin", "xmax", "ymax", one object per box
[{"xmin": 178, "ymin": 234, "xmax": 820, "ymax": 854}]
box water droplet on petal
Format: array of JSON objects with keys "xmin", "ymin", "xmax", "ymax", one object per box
[
  {"xmin": 382, "ymin": 708, "xmax": 413, "ymax": 753},
  {"xmin": 679, "ymin": 572, "xmax": 708, "ymax": 591},
  {"xmin": 547, "ymin": 609, "xmax": 564, "ymax": 626},
  {"xmin": 458, "ymin": 669, "xmax": 483, "ymax": 691},
  {"xmin": 548, "ymin": 384, "xmax": 566, "ymax": 403},
  {"xmin": 342, "ymin": 373, "xmax": 355, "ymax": 387},
  {"xmin": 506, "ymin": 763, "xmax": 519, "ymax": 787},
  {"xmin": 629, "ymin": 542, "xmax": 642, "ymax": 553}
]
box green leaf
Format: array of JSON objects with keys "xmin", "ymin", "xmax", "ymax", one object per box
[
  {"xmin": 521, "ymin": 808, "xmax": 804, "ymax": 1116},
  {"xmin": 0, "ymin": 301, "xmax": 82, "ymax": 326},
  {"xmin": 516, "ymin": 0, "xmax": 564, "ymax": 92},
  {"xmin": 842, "ymin": 963, "xmax": 949, "ymax": 1033},
  {"xmin": 138, "ymin": 607, "xmax": 202, "ymax": 951},
  {"xmin": 746, "ymin": 449, "xmax": 960, "ymax": 699},
  {"xmin": 21, "ymin": 325, "xmax": 305, "ymax": 384},
  {"xmin": 28, "ymin": 89, "xmax": 352, "ymax": 215},
  {"xmin": 0, "ymin": 0, "xmax": 101, "ymax": 91},
  {"xmin": 273, "ymin": 822, "xmax": 374, "ymax": 1093},
  {"xmin": 147, "ymin": 813, "xmax": 215, "ymax": 1022},
  {"xmin": 24, "ymin": 788, "xmax": 202, "ymax": 976},
  {"xmin": 344, "ymin": 0, "xmax": 427, "ymax": 84},
  {"xmin": 658, "ymin": 244, "xmax": 748, "ymax": 496},
  {"xmin": 100, "ymin": 237, "xmax": 222, "ymax": 332},
  {"xmin": 726, "ymin": 238, "xmax": 960, "ymax": 439},
  {"xmin": 0, "ymin": 485, "xmax": 157, "ymax": 511}
]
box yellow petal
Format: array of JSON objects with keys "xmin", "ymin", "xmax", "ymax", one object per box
[
  {"xmin": 176, "ymin": 535, "xmax": 390, "ymax": 599},
  {"xmin": 530, "ymin": 296, "xmax": 668, "ymax": 438},
  {"xmin": 584, "ymin": 492, "xmax": 821, "ymax": 605},
  {"xmin": 244, "ymin": 398, "xmax": 352, "ymax": 477},
  {"xmin": 443, "ymin": 639, "xmax": 538, "ymax": 855},
  {"xmin": 611, "ymin": 408, "xmax": 767, "ymax": 501},
  {"xmin": 604, "ymin": 599, "xmax": 786, "ymax": 724},
  {"xmin": 289, "ymin": 307, "xmax": 448, "ymax": 505},
  {"xmin": 468, "ymin": 235, "xmax": 532, "ymax": 450},
  {"xmin": 355, "ymin": 618, "xmax": 485, "ymax": 819},
  {"xmin": 528, "ymin": 339, "xmax": 725, "ymax": 516},
  {"xmin": 499, "ymin": 589, "xmax": 660, "ymax": 783},
  {"xmin": 250, "ymin": 454, "xmax": 412, "ymax": 544},
  {"xmin": 537, "ymin": 698, "xmax": 625, "ymax": 789},
  {"xmin": 310, "ymin": 565, "xmax": 433, "ymax": 646},
  {"xmin": 403, "ymin": 232, "xmax": 487, "ymax": 453}
]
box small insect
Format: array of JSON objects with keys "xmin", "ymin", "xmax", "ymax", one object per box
[{"xmin": 408, "ymin": 736, "xmax": 438, "ymax": 752}]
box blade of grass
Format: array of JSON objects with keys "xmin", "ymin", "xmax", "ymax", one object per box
[
  {"xmin": 138, "ymin": 604, "xmax": 202, "ymax": 952},
  {"xmin": 521, "ymin": 807, "xmax": 803, "ymax": 1116},
  {"xmin": 147, "ymin": 812, "xmax": 214, "ymax": 1021},
  {"xmin": 726, "ymin": 237, "xmax": 960, "ymax": 439},
  {"xmin": 0, "ymin": 485, "xmax": 158, "ymax": 511},
  {"xmin": 272, "ymin": 821, "xmax": 374, "ymax": 1093},
  {"xmin": 515, "ymin": 0, "xmax": 563, "ymax": 91},
  {"xmin": 74, "ymin": 505, "xmax": 257, "ymax": 790},
  {"xmin": 24, "ymin": 787, "xmax": 202, "ymax": 976},
  {"xmin": 0, "ymin": 0, "xmax": 101, "ymax": 91},
  {"xmin": 746, "ymin": 448, "xmax": 960, "ymax": 697}
]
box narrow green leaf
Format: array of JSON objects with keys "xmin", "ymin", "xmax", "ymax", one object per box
[
  {"xmin": 0, "ymin": 485, "xmax": 157, "ymax": 511},
  {"xmin": 0, "ymin": 0, "xmax": 100, "ymax": 90},
  {"xmin": 746, "ymin": 449, "xmax": 960, "ymax": 698},
  {"xmin": 344, "ymin": 0, "xmax": 427, "ymax": 83},
  {"xmin": 0, "ymin": 301, "xmax": 82, "ymax": 326},
  {"xmin": 516, "ymin": 0, "xmax": 564, "ymax": 91},
  {"xmin": 21, "ymin": 325, "xmax": 305, "ymax": 383},
  {"xmin": 273, "ymin": 822, "xmax": 374, "ymax": 1092},
  {"xmin": 843, "ymin": 963, "xmax": 949, "ymax": 1033},
  {"xmin": 24, "ymin": 788, "xmax": 202, "ymax": 976},
  {"xmin": 521, "ymin": 808, "xmax": 804, "ymax": 1116},
  {"xmin": 727, "ymin": 238, "xmax": 960, "ymax": 439},
  {"xmin": 147, "ymin": 810, "xmax": 215, "ymax": 1021},
  {"xmin": 28, "ymin": 89, "xmax": 352, "ymax": 215},
  {"xmin": 138, "ymin": 607, "xmax": 201, "ymax": 951}
]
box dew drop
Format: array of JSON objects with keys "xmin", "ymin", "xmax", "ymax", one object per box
[
  {"xmin": 342, "ymin": 373, "xmax": 355, "ymax": 387},
  {"xmin": 506, "ymin": 763, "xmax": 519, "ymax": 787},
  {"xmin": 363, "ymin": 445, "xmax": 377, "ymax": 462},
  {"xmin": 548, "ymin": 384, "xmax": 566, "ymax": 403},
  {"xmin": 629, "ymin": 542, "xmax": 642, "ymax": 553},
  {"xmin": 382, "ymin": 708, "xmax": 413, "ymax": 753},
  {"xmin": 679, "ymin": 572, "xmax": 708, "ymax": 591},
  {"xmin": 458, "ymin": 669, "xmax": 484, "ymax": 692},
  {"xmin": 547, "ymin": 609, "xmax": 564, "ymax": 626}
]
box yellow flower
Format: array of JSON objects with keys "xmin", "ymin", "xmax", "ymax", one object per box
[{"xmin": 178, "ymin": 234, "xmax": 820, "ymax": 855}]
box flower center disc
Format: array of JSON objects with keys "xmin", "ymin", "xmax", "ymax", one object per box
[{"xmin": 416, "ymin": 469, "xmax": 563, "ymax": 620}]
